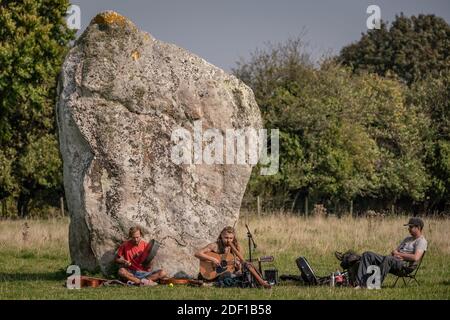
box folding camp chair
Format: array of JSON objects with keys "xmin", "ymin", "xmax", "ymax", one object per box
[{"xmin": 392, "ymin": 250, "xmax": 426, "ymax": 287}]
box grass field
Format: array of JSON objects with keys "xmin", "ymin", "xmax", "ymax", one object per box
[{"xmin": 0, "ymin": 214, "xmax": 449, "ymax": 300}]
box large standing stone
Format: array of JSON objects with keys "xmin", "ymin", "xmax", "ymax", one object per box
[{"xmin": 56, "ymin": 11, "xmax": 262, "ymax": 276}]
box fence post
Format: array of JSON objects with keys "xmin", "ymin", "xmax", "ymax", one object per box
[
  {"xmin": 257, "ymin": 196, "xmax": 261, "ymax": 216},
  {"xmin": 1, "ymin": 199, "xmax": 5, "ymax": 218},
  {"xmin": 60, "ymin": 197, "xmax": 65, "ymax": 217},
  {"xmin": 305, "ymin": 196, "xmax": 309, "ymax": 217},
  {"xmin": 350, "ymin": 200, "xmax": 353, "ymax": 217},
  {"xmin": 291, "ymin": 191, "xmax": 300, "ymax": 214}
]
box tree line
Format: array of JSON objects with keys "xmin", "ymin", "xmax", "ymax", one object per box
[{"xmin": 235, "ymin": 14, "xmax": 450, "ymax": 215}]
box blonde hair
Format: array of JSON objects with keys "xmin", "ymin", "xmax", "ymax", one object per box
[{"xmin": 216, "ymin": 226, "xmax": 239, "ymax": 253}]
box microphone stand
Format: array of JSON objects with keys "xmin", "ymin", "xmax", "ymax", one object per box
[
  {"xmin": 245, "ymin": 224, "xmax": 261, "ymax": 284},
  {"xmin": 246, "ymin": 224, "xmax": 257, "ymax": 262}
]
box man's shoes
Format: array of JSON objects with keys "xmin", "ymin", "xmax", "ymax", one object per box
[
  {"xmin": 140, "ymin": 278, "xmax": 158, "ymax": 286},
  {"xmin": 354, "ymin": 285, "xmax": 361, "ymax": 290}
]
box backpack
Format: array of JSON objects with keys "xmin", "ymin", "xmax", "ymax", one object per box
[
  {"xmin": 335, "ymin": 250, "xmax": 361, "ymax": 286},
  {"xmin": 214, "ymin": 272, "xmax": 243, "ymax": 288}
]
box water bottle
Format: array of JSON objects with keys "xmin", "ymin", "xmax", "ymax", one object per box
[{"xmin": 330, "ymin": 272, "xmax": 335, "ymax": 287}]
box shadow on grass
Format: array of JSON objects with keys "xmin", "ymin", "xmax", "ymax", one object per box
[{"xmin": 0, "ymin": 270, "xmax": 66, "ymax": 282}]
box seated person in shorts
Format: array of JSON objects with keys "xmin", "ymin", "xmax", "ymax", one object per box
[{"xmin": 115, "ymin": 226, "xmax": 167, "ymax": 286}]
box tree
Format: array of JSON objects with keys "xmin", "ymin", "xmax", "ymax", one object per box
[
  {"xmin": 0, "ymin": 0, "xmax": 74, "ymax": 216},
  {"xmin": 337, "ymin": 13, "xmax": 450, "ymax": 212},
  {"xmin": 338, "ymin": 14, "xmax": 450, "ymax": 85},
  {"xmin": 408, "ymin": 71, "xmax": 450, "ymax": 211},
  {"xmin": 235, "ymin": 38, "xmax": 429, "ymax": 214}
]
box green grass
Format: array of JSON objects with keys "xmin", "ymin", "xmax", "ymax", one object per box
[{"xmin": 0, "ymin": 216, "xmax": 449, "ymax": 299}]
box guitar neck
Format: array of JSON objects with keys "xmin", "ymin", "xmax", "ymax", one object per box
[{"xmin": 248, "ymin": 256, "xmax": 274, "ymax": 263}]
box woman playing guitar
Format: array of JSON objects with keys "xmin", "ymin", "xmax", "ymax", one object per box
[{"xmin": 194, "ymin": 226, "xmax": 243, "ymax": 281}]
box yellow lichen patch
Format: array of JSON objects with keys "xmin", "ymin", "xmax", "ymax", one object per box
[
  {"xmin": 131, "ymin": 50, "xmax": 140, "ymax": 61},
  {"xmin": 93, "ymin": 11, "xmax": 128, "ymax": 27}
]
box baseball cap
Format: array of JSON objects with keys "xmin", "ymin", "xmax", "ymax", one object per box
[{"xmin": 404, "ymin": 217, "xmax": 424, "ymax": 229}]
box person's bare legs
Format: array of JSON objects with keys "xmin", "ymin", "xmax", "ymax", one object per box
[
  {"xmin": 119, "ymin": 268, "xmax": 168, "ymax": 285},
  {"xmin": 148, "ymin": 269, "xmax": 167, "ymax": 282},
  {"xmin": 118, "ymin": 268, "xmax": 141, "ymax": 284}
]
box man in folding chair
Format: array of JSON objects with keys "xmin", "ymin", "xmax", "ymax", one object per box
[{"xmin": 355, "ymin": 217, "xmax": 427, "ymax": 289}]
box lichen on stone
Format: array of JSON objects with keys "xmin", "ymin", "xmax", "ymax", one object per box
[
  {"xmin": 131, "ymin": 50, "xmax": 140, "ymax": 61},
  {"xmin": 93, "ymin": 11, "xmax": 129, "ymax": 27}
]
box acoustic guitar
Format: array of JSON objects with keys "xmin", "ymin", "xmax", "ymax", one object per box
[
  {"xmin": 199, "ymin": 251, "xmax": 237, "ymax": 280},
  {"xmin": 75, "ymin": 276, "xmax": 125, "ymax": 288}
]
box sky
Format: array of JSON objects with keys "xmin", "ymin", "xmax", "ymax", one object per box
[{"xmin": 70, "ymin": 0, "xmax": 450, "ymax": 72}]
